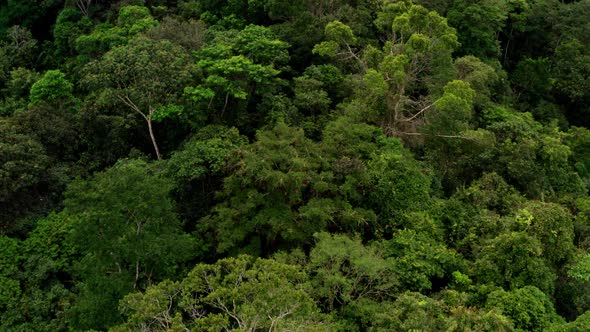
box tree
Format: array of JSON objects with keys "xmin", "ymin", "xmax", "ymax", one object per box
[
  {"xmin": 378, "ymin": 229, "xmax": 464, "ymax": 292},
  {"xmin": 203, "ymin": 117, "xmax": 433, "ymax": 254},
  {"xmin": 486, "ymin": 286, "xmax": 563, "ymax": 331},
  {"xmin": 64, "ymin": 159, "xmax": 196, "ymax": 330},
  {"xmin": 420, "ymin": 80, "xmax": 497, "ymax": 190},
  {"xmin": 12, "ymin": 102, "xmax": 80, "ymax": 162},
  {"xmin": 313, "ymin": 1, "xmax": 459, "ymax": 135},
  {"xmin": 565, "ymin": 126, "xmax": 590, "ymax": 192},
  {"xmin": 422, "ymin": 80, "xmax": 476, "ymax": 148},
  {"xmin": 547, "ymin": 311, "xmax": 590, "ymax": 332},
  {"xmin": 145, "ymin": 16, "xmax": 206, "ymax": 52},
  {"xmin": 0, "ymin": 120, "xmax": 49, "ymax": 230},
  {"xmin": 202, "ymin": 122, "xmax": 327, "ymax": 254},
  {"xmin": 82, "ymin": 36, "xmax": 196, "ymax": 160},
  {"xmin": 454, "ymin": 172, "xmax": 525, "ymax": 215},
  {"xmin": 0, "ymin": 67, "xmax": 40, "ymax": 116},
  {"xmin": 553, "ymin": 39, "xmax": 590, "ymax": 104},
  {"xmin": 344, "ymin": 293, "xmax": 513, "ymax": 332},
  {"xmin": 52, "ymin": 8, "xmax": 92, "ymax": 59},
  {"xmin": 447, "ymin": 0, "xmax": 507, "ymax": 58},
  {"xmin": 312, "ymin": 20, "xmax": 360, "ymax": 69},
  {"xmin": 0, "ymin": 236, "xmax": 20, "ymax": 313},
  {"xmin": 474, "ymin": 232, "xmax": 556, "ymax": 294},
  {"xmin": 568, "ymin": 253, "xmax": 590, "ymax": 282},
  {"xmin": 4, "ymin": 67, "xmax": 40, "ymax": 99},
  {"xmin": 454, "ymin": 55, "xmax": 504, "ymax": 108},
  {"xmin": 511, "ymin": 57, "xmax": 553, "ymax": 110},
  {"xmin": 556, "ymin": 251, "xmax": 590, "ymax": 320},
  {"xmin": 1, "ymin": 213, "xmax": 75, "ymax": 331},
  {"xmin": 521, "ymin": 201, "xmax": 575, "ymax": 267},
  {"xmin": 29, "ymin": 69, "xmax": 75, "ymax": 107},
  {"xmin": 0, "ymin": 25, "xmax": 38, "ymax": 69},
  {"xmin": 479, "ymin": 108, "xmax": 586, "ymax": 198},
  {"xmin": 184, "ymin": 24, "xmax": 289, "ymax": 131},
  {"xmin": 165, "ymin": 126, "xmax": 247, "ymax": 224},
  {"xmin": 321, "ymin": 115, "xmax": 432, "ymax": 229},
  {"xmin": 307, "ymin": 233, "xmax": 399, "ymax": 311},
  {"xmin": 113, "ymin": 255, "xmax": 335, "ymax": 331},
  {"xmin": 75, "ymin": 5, "xmax": 158, "ymax": 59}
]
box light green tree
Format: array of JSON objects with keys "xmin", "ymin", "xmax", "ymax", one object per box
[
  {"xmin": 75, "ymin": 5, "xmax": 158, "ymax": 59},
  {"xmin": 29, "ymin": 70, "xmax": 75, "ymax": 107},
  {"xmin": 307, "ymin": 233, "xmax": 399, "ymax": 311},
  {"xmin": 184, "ymin": 24, "xmax": 289, "ymax": 127},
  {"xmin": 313, "ymin": 1, "xmax": 459, "ymax": 135},
  {"xmin": 113, "ymin": 255, "xmax": 335, "ymax": 331}
]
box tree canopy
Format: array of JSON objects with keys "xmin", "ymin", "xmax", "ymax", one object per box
[{"xmin": 2, "ymin": 0, "xmax": 590, "ymax": 330}]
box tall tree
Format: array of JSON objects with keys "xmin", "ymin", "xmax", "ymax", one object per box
[
  {"xmin": 313, "ymin": 1, "xmax": 459, "ymax": 135},
  {"xmin": 82, "ymin": 36, "xmax": 197, "ymax": 160}
]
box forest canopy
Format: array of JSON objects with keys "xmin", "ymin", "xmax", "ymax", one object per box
[{"xmin": 2, "ymin": 0, "xmax": 590, "ymax": 331}]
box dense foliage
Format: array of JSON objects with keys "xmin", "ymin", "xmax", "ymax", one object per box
[{"xmin": 1, "ymin": 0, "xmax": 590, "ymax": 330}]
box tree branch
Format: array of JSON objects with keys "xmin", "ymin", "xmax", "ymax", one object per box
[
  {"xmin": 397, "ymin": 132, "xmax": 477, "ymax": 141},
  {"xmin": 117, "ymin": 94, "xmax": 148, "ymax": 121},
  {"xmin": 403, "ymin": 103, "xmax": 434, "ymax": 122}
]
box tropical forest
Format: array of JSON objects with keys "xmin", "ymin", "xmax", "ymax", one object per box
[{"xmin": 2, "ymin": 0, "xmax": 590, "ymax": 331}]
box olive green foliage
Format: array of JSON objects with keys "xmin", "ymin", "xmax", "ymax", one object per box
[
  {"xmin": 0, "ymin": 121, "xmax": 49, "ymax": 206},
  {"xmin": 475, "ymin": 231, "xmax": 556, "ymax": 294},
  {"xmin": 145, "ymin": 16, "xmax": 207, "ymax": 52},
  {"xmin": 553, "ymin": 39, "xmax": 590, "ymax": 103},
  {"xmin": 344, "ymin": 291, "xmax": 514, "ymax": 331},
  {"xmin": 2, "ymin": 0, "xmax": 590, "ymax": 331},
  {"xmin": 166, "ymin": 126, "xmax": 247, "ymax": 183},
  {"xmin": 0, "ymin": 236, "xmax": 19, "ymax": 311},
  {"xmin": 0, "ymin": 25, "xmax": 37, "ymax": 70},
  {"xmin": 82, "ymin": 34, "xmax": 197, "ymax": 159},
  {"xmin": 113, "ymin": 255, "xmax": 335, "ymax": 331},
  {"xmin": 455, "ymin": 55, "xmax": 503, "ymax": 107},
  {"xmin": 165, "ymin": 125, "xmax": 248, "ymax": 223},
  {"xmin": 52, "ymin": 8, "xmax": 92, "ymax": 59},
  {"xmin": 307, "ymin": 233, "xmax": 398, "ymax": 310},
  {"xmin": 203, "ymin": 119, "xmax": 431, "ymax": 254}
]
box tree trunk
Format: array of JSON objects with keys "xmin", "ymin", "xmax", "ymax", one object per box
[
  {"xmin": 147, "ymin": 117, "xmax": 162, "ymax": 160},
  {"xmin": 117, "ymin": 96, "xmax": 163, "ymax": 161}
]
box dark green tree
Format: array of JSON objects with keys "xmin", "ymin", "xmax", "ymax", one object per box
[{"xmin": 64, "ymin": 159, "xmax": 196, "ymax": 330}]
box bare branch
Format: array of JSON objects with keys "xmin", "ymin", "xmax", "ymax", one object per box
[
  {"xmin": 397, "ymin": 132, "xmax": 477, "ymax": 141},
  {"xmin": 117, "ymin": 94, "xmax": 148, "ymax": 121},
  {"xmin": 76, "ymin": 0, "xmax": 92, "ymax": 16},
  {"xmin": 403, "ymin": 103, "xmax": 434, "ymax": 122}
]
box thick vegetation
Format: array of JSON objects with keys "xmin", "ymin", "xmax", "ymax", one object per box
[{"xmin": 1, "ymin": 0, "xmax": 590, "ymax": 330}]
